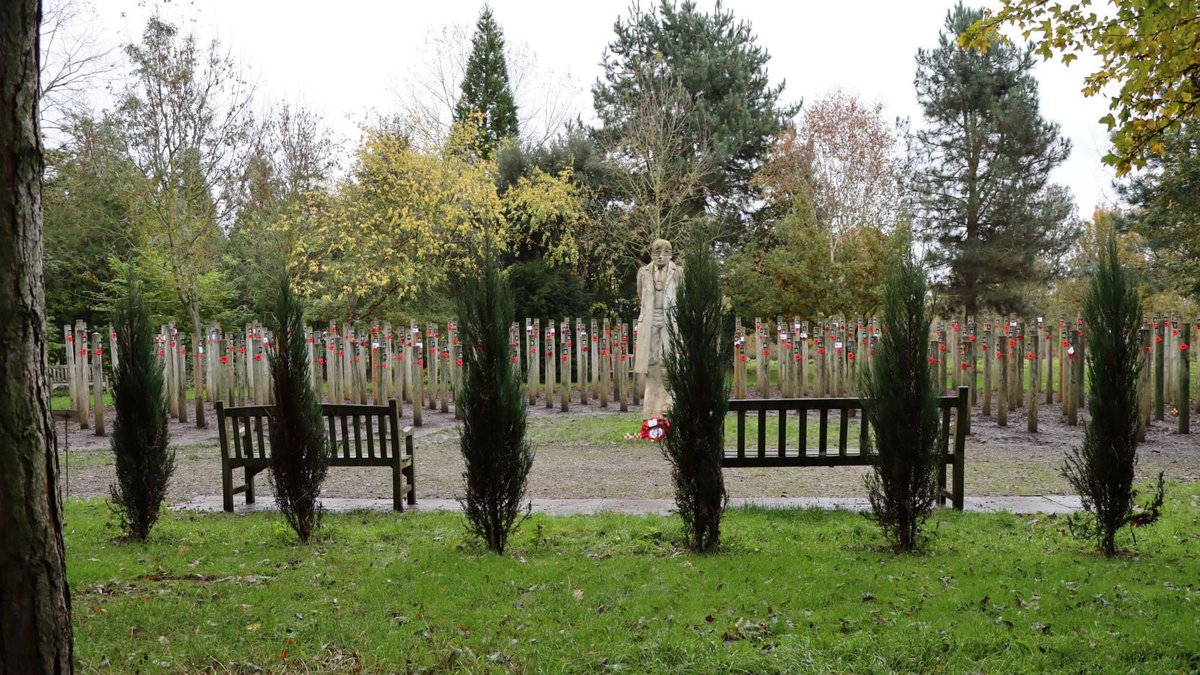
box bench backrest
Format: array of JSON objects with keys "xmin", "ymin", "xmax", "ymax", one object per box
[
  {"xmin": 216, "ymin": 400, "xmax": 404, "ymax": 462},
  {"xmin": 727, "ymin": 386, "xmax": 969, "ymax": 463}
]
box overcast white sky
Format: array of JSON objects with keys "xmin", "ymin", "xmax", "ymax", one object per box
[{"xmin": 85, "ymin": 0, "xmax": 1120, "ymax": 217}]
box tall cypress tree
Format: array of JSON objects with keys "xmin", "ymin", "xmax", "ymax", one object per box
[
  {"xmin": 911, "ymin": 2, "xmax": 1077, "ymax": 316},
  {"xmin": 110, "ymin": 267, "xmax": 174, "ymax": 541},
  {"xmin": 267, "ymin": 276, "xmax": 328, "ymax": 544},
  {"xmin": 1062, "ymin": 231, "xmax": 1162, "ymax": 556},
  {"xmin": 663, "ymin": 240, "xmax": 729, "ymax": 552},
  {"xmin": 860, "ymin": 255, "xmax": 940, "ymax": 553},
  {"xmin": 453, "ymin": 6, "xmax": 519, "ymax": 157},
  {"xmin": 456, "ymin": 252, "xmax": 534, "ymax": 554}
]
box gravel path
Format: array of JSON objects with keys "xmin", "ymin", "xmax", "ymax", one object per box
[{"xmin": 54, "ymin": 397, "xmax": 1198, "ymax": 503}]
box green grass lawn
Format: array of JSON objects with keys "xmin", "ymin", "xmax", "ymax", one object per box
[
  {"xmin": 67, "ymin": 484, "xmax": 1200, "ymax": 672},
  {"xmin": 530, "ymin": 411, "xmax": 862, "ymax": 451}
]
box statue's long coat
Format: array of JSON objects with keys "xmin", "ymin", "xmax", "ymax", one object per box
[{"xmin": 633, "ymin": 261, "xmax": 683, "ymax": 375}]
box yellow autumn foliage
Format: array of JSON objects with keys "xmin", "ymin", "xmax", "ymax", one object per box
[{"xmin": 291, "ymin": 116, "xmax": 586, "ymax": 320}]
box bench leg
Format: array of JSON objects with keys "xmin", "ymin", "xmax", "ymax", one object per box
[
  {"xmin": 222, "ymin": 461, "xmax": 234, "ymax": 513},
  {"xmin": 937, "ymin": 461, "xmax": 947, "ymax": 508},
  {"xmin": 404, "ymin": 438, "xmax": 416, "ymax": 506},
  {"xmin": 392, "ymin": 459, "xmax": 404, "ymax": 513},
  {"xmin": 245, "ymin": 466, "xmax": 256, "ymax": 505},
  {"xmin": 953, "ymin": 450, "xmax": 965, "ymax": 511}
]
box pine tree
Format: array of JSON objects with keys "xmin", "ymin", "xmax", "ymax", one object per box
[
  {"xmin": 109, "ymin": 267, "xmax": 174, "ymax": 541},
  {"xmin": 911, "ymin": 2, "xmax": 1077, "ymax": 316},
  {"xmin": 453, "ymin": 6, "xmax": 519, "ymax": 158},
  {"xmin": 456, "ymin": 253, "xmax": 534, "ymax": 553},
  {"xmin": 861, "ymin": 255, "xmax": 940, "ymax": 552},
  {"xmin": 663, "ymin": 241, "xmax": 729, "ymax": 552},
  {"xmin": 1062, "ymin": 231, "xmax": 1162, "ymax": 556},
  {"xmin": 593, "ymin": 0, "xmax": 794, "ymax": 218},
  {"xmin": 266, "ymin": 276, "xmax": 328, "ymax": 543}
]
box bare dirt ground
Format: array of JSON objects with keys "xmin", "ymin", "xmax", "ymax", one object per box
[{"xmin": 55, "ymin": 395, "xmax": 1197, "ymax": 503}]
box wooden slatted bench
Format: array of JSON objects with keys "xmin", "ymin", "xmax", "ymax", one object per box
[
  {"xmin": 215, "ymin": 400, "xmax": 416, "ymax": 513},
  {"xmin": 724, "ymin": 386, "xmax": 968, "ymax": 509}
]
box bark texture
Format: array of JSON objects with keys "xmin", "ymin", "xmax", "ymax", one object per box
[{"xmin": 0, "ymin": 0, "xmax": 75, "ymax": 670}]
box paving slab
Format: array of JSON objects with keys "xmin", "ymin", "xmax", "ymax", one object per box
[{"xmin": 174, "ymin": 495, "xmax": 1082, "ymax": 516}]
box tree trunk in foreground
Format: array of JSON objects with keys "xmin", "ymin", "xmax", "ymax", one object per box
[{"xmin": 0, "ymin": 0, "xmax": 75, "ymax": 670}]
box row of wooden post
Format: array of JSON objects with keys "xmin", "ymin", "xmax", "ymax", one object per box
[
  {"xmin": 54, "ymin": 315, "xmax": 1197, "ymax": 436},
  {"xmin": 733, "ymin": 315, "xmax": 1195, "ymax": 435}
]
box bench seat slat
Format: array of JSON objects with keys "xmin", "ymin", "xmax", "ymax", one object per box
[{"xmin": 722, "ymin": 388, "xmax": 968, "ymax": 511}]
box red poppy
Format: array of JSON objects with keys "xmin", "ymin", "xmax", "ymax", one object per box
[
  {"xmin": 847, "ymin": 352, "xmax": 856, "ymax": 360},
  {"xmin": 1182, "ymin": 343, "xmax": 1190, "ymax": 352},
  {"xmin": 961, "ymin": 363, "xmax": 969, "ymax": 371},
  {"xmin": 939, "ymin": 344, "xmax": 947, "ymax": 351},
  {"xmin": 928, "ymin": 357, "xmax": 938, "ymax": 365},
  {"xmin": 457, "ymin": 359, "xmax": 464, "ymax": 366},
  {"xmin": 1027, "ymin": 352, "xmax": 1035, "ymax": 361}
]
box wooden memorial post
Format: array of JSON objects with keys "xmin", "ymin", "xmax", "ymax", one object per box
[
  {"xmin": 527, "ymin": 319, "xmax": 539, "ymax": 405},
  {"xmin": 576, "ymin": 319, "xmax": 588, "ymax": 405},
  {"xmin": 75, "ymin": 322, "xmax": 90, "ymax": 429},
  {"xmin": 1180, "ymin": 322, "xmax": 1191, "ymax": 434},
  {"xmin": 91, "ymin": 331, "xmax": 104, "ymax": 435},
  {"xmin": 599, "ymin": 318, "xmax": 609, "ymax": 408},
  {"xmin": 560, "ymin": 319, "xmax": 570, "ymax": 412},
  {"xmin": 616, "ymin": 322, "xmax": 628, "ymax": 412},
  {"xmin": 1154, "ymin": 318, "xmax": 1165, "ymax": 421},
  {"xmin": 997, "ymin": 323, "xmax": 1008, "ymax": 428},
  {"xmin": 545, "ymin": 322, "xmax": 556, "ymax": 409},
  {"xmin": 1027, "ymin": 332, "xmax": 1038, "ymax": 433},
  {"xmin": 411, "ymin": 326, "xmax": 424, "ymax": 427}
]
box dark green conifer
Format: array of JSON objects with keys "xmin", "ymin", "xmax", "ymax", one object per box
[
  {"xmin": 663, "ymin": 241, "xmax": 729, "ymax": 552},
  {"xmin": 1063, "ymin": 231, "xmax": 1163, "ymax": 556},
  {"xmin": 454, "ymin": 6, "xmax": 519, "ymax": 157},
  {"xmin": 266, "ymin": 276, "xmax": 328, "ymax": 543},
  {"xmin": 911, "ymin": 2, "xmax": 1077, "ymax": 315},
  {"xmin": 861, "ymin": 255, "xmax": 940, "ymax": 552},
  {"xmin": 109, "ymin": 267, "xmax": 174, "ymax": 541},
  {"xmin": 456, "ymin": 253, "xmax": 533, "ymax": 553}
]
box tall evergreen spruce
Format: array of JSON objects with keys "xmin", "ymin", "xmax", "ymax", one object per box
[
  {"xmin": 594, "ymin": 0, "xmax": 793, "ymax": 217},
  {"xmin": 663, "ymin": 242, "xmax": 729, "ymax": 552},
  {"xmin": 860, "ymin": 256, "xmax": 940, "ymax": 552},
  {"xmin": 456, "ymin": 254, "xmax": 534, "ymax": 553},
  {"xmin": 109, "ymin": 268, "xmax": 174, "ymax": 541},
  {"xmin": 266, "ymin": 276, "xmax": 328, "ymax": 544},
  {"xmin": 911, "ymin": 2, "xmax": 1077, "ymax": 315},
  {"xmin": 1063, "ymin": 232, "xmax": 1162, "ymax": 556},
  {"xmin": 454, "ymin": 6, "xmax": 519, "ymax": 157}
]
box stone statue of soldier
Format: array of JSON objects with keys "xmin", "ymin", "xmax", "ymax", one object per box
[{"xmin": 634, "ymin": 238, "xmax": 684, "ymax": 419}]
